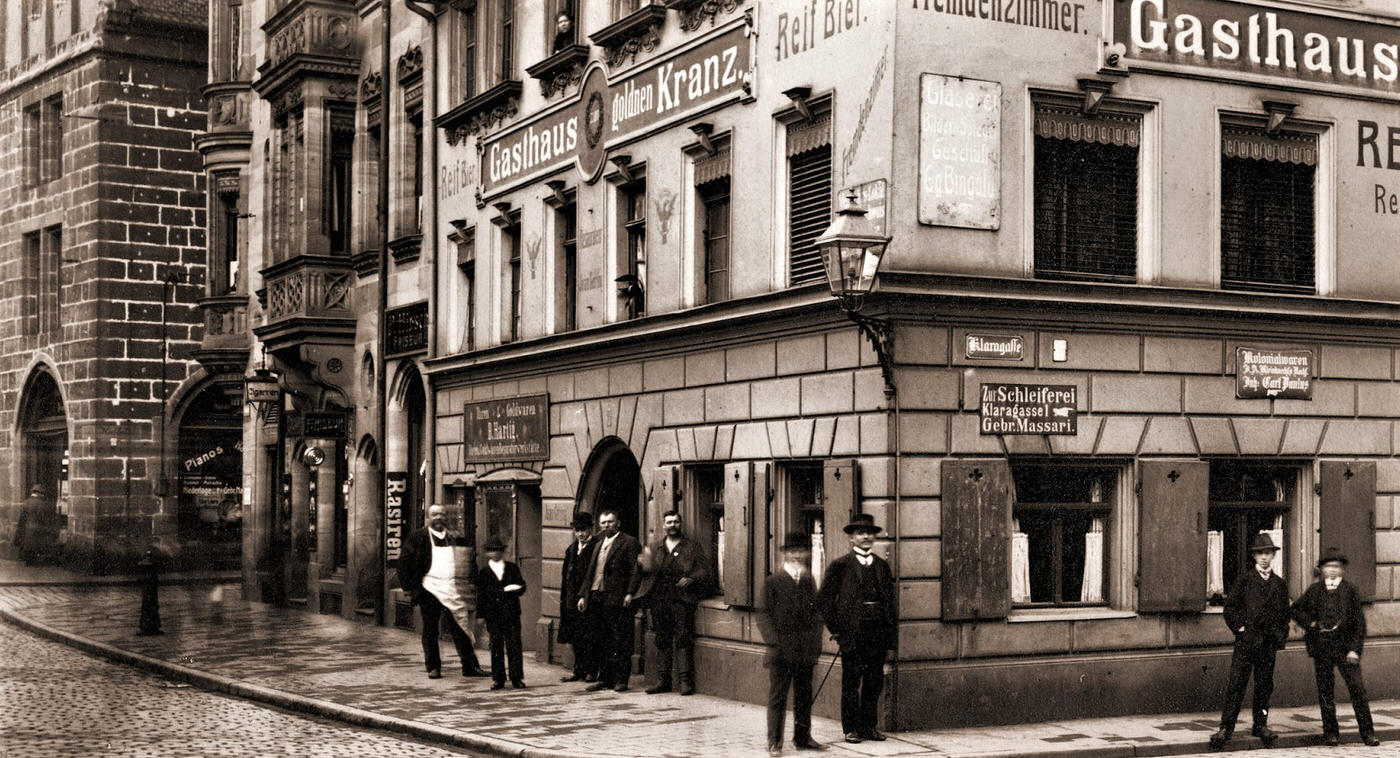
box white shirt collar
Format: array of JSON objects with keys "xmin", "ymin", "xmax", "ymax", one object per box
[
  {"xmin": 488, "ymin": 559, "xmax": 506, "ymax": 580},
  {"xmin": 602, "ymin": 532, "xmax": 618, "ymax": 547},
  {"xmin": 428, "ymin": 527, "xmax": 447, "ymax": 540},
  {"xmin": 1325, "ymin": 577, "xmax": 1342, "ymax": 590},
  {"xmin": 784, "ymin": 563, "xmax": 805, "ymax": 582},
  {"xmin": 854, "ymin": 548, "xmax": 873, "ymax": 566}
]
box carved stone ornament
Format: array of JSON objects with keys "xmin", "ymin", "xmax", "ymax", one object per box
[
  {"xmin": 445, "ymin": 126, "xmax": 473, "ymax": 146},
  {"xmin": 360, "ymin": 71, "xmax": 383, "ymax": 103},
  {"xmin": 272, "ymin": 87, "xmax": 306, "ymax": 120},
  {"xmin": 526, "ymin": 44, "xmax": 589, "ymax": 99},
  {"xmin": 589, "ymin": 4, "xmax": 667, "ymax": 70},
  {"xmin": 469, "ymin": 99, "xmax": 518, "ymax": 136},
  {"xmin": 669, "ymin": 0, "xmax": 740, "ymax": 32},
  {"xmin": 602, "ymin": 24, "xmax": 661, "ymax": 69},
  {"xmin": 397, "ymin": 45, "xmax": 423, "ymax": 84},
  {"xmin": 327, "ymin": 80, "xmax": 357, "ymax": 100}
]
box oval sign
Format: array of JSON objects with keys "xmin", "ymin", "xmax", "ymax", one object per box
[{"xmin": 576, "ymin": 64, "xmax": 609, "ymax": 184}]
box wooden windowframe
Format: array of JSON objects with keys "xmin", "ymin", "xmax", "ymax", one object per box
[
  {"xmin": 461, "ymin": 6, "xmax": 478, "ymax": 97},
  {"xmin": 1011, "ymin": 463, "xmax": 1116, "ymax": 608},
  {"xmin": 1206, "ymin": 461, "xmax": 1297, "ymax": 606},
  {"xmin": 700, "ymin": 179, "xmax": 730, "ymax": 304},
  {"xmin": 556, "ymin": 199, "xmax": 577, "ymax": 332},
  {"xmin": 688, "ymin": 465, "xmax": 724, "ymax": 595}
]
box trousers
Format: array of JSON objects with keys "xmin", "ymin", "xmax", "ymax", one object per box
[
  {"xmin": 767, "ymin": 659, "xmax": 815, "ymax": 747},
  {"xmin": 418, "ymin": 591, "xmax": 480, "ymax": 673},
  {"xmin": 1219, "ymin": 640, "xmax": 1277, "ymax": 730},
  {"xmin": 839, "ymin": 646, "xmax": 885, "ymax": 735},
  {"xmin": 486, "ymin": 615, "xmax": 524, "ymax": 684},
  {"xmin": 1313, "ymin": 654, "xmax": 1374, "ymax": 736}
]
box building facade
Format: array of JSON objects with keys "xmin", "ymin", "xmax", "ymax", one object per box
[
  {"xmin": 0, "ymin": 0, "xmax": 217, "ymax": 570},
  {"xmin": 222, "ymin": 0, "xmax": 1400, "ymax": 729}
]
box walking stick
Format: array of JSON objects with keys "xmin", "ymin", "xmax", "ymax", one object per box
[{"xmin": 812, "ymin": 642, "xmax": 841, "ymax": 700}]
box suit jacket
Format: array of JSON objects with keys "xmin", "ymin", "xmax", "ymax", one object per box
[
  {"xmin": 397, "ymin": 528, "xmax": 469, "ymax": 602},
  {"xmin": 1291, "ymin": 578, "xmax": 1366, "ymax": 659},
  {"xmin": 476, "ymin": 560, "xmax": 527, "ymax": 623},
  {"xmin": 637, "ymin": 535, "xmax": 710, "ymax": 606},
  {"xmin": 581, "ymin": 532, "xmax": 641, "ymax": 608},
  {"xmin": 818, "ymin": 552, "xmax": 897, "ymax": 652},
  {"xmin": 759, "ymin": 570, "xmax": 824, "ymax": 666},
  {"xmin": 1223, "ymin": 568, "xmax": 1290, "ymax": 650},
  {"xmin": 558, "ymin": 536, "xmax": 597, "ymax": 643}
]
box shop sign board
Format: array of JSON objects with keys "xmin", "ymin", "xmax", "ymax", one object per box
[
  {"xmin": 1236, "ymin": 347, "xmax": 1313, "ymax": 399},
  {"xmin": 385, "ymin": 471, "xmax": 407, "ymax": 566},
  {"xmin": 918, "ymin": 74, "xmax": 1001, "ymax": 229},
  {"xmin": 966, "ymin": 334, "xmax": 1025, "ymax": 360},
  {"xmin": 385, "ymin": 301, "xmax": 429, "ymax": 356},
  {"xmin": 980, "ymin": 383, "xmax": 1077, "ymax": 434},
  {"xmin": 304, "ymin": 411, "xmax": 347, "ymax": 440},
  {"xmin": 464, "ymin": 394, "xmax": 550, "ymax": 463},
  {"xmin": 244, "ymin": 377, "xmax": 280, "ymax": 405}
]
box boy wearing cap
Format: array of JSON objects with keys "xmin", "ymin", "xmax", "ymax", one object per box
[
  {"xmin": 477, "ymin": 538, "xmax": 528, "ymax": 689},
  {"xmin": 819, "ymin": 513, "xmax": 896, "ymax": 745},
  {"xmin": 759, "ymin": 532, "xmax": 827, "ymax": 755},
  {"xmin": 1291, "ymin": 548, "xmax": 1380, "ymax": 747},
  {"xmin": 1210, "ymin": 533, "xmax": 1290, "ymax": 750}
]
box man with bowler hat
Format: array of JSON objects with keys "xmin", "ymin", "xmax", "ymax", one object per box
[
  {"xmin": 1210, "ymin": 533, "xmax": 1290, "ymax": 749},
  {"xmin": 559, "ymin": 511, "xmax": 599, "ymax": 682},
  {"xmin": 760, "ymin": 532, "xmax": 826, "ymax": 755},
  {"xmin": 1291, "ymin": 547, "xmax": 1380, "ymax": 747},
  {"xmin": 819, "ymin": 513, "xmax": 896, "ymax": 744}
]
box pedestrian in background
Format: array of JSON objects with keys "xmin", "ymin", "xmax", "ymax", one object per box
[
  {"xmin": 1210, "ymin": 533, "xmax": 1289, "ymax": 750},
  {"xmin": 558, "ymin": 511, "xmax": 599, "ymax": 683},
  {"xmin": 641, "ymin": 510, "xmax": 709, "ymax": 696},
  {"xmin": 13, "ymin": 484, "xmax": 55, "ymax": 565},
  {"xmin": 477, "ymin": 537, "xmax": 527, "ymax": 689},
  {"xmin": 398, "ymin": 504, "xmax": 487, "ymax": 680},
  {"xmin": 819, "ymin": 513, "xmax": 895, "ymax": 745},
  {"xmin": 760, "ymin": 532, "xmax": 827, "ymax": 756},
  {"xmin": 580, "ymin": 509, "xmax": 641, "ymax": 692},
  {"xmin": 1291, "ymin": 548, "xmax": 1380, "ymax": 747}
]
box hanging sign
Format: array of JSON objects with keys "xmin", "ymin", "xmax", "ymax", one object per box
[
  {"xmin": 1235, "ymin": 347, "xmax": 1313, "ymax": 399},
  {"xmin": 980, "ymin": 383, "xmax": 1077, "ymax": 434},
  {"xmin": 464, "ymin": 394, "xmax": 550, "ymax": 463},
  {"xmin": 385, "ymin": 301, "xmax": 429, "ymax": 356}
]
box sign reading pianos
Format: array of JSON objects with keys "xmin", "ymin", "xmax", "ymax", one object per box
[
  {"xmin": 980, "ymin": 383, "xmax": 1077, "ymax": 434},
  {"xmin": 464, "ymin": 394, "xmax": 550, "ymax": 463}
]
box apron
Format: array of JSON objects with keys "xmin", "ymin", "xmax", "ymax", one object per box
[{"xmin": 422, "ymin": 536, "xmax": 472, "ymax": 629}]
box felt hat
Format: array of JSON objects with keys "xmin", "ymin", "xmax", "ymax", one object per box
[
  {"xmin": 483, "ymin": 537, "xmax": 507, "ymax": 553},
  {"xmin": 1317, "ymin": 547, "xmax": 1349, "ymax": 567},
  {"xmin": 570, "ymin": 511, "xmax": 594, "ymax": 529},
  {"xmin": 1248, "ymin": 533, "xmax": 1281, "ymax": 553},
  {"xmin": 781, "ymin": 531, "xmax": 811, "ymax": 551},
  {"xmin": 843, "ymin": 513, "xmax": 883, "ymax": 535}
]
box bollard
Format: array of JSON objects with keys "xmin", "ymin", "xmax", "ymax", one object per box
[{"xmin": 137, "ymin": 547, "xmax": 163, "ymax": 636}]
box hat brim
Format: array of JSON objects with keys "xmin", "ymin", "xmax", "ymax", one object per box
[
  {"xmin": 844, "ymin": 525, "xmax": 883, "ymax": 534},
  {"xmin": 1318, "ymin": 557, "xmax": 1349, "ymax": 566},
  {"xmin": 1249, "ymin": 545, "xmax": 1280, "ymax": 553}
]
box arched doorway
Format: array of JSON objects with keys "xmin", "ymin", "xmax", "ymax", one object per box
[
  {"xmin": 175, "ymin": 384, "xmax": 244, "ymax": 567},
  {"xmin": 579, "ymin": 438, "xmax": 644, "ymax": 541},
  {"xmin": 16, "ymin": 368, "xmax": 68, "ymax": 553}
]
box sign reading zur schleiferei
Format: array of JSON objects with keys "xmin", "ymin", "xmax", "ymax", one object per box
[
  {"xmin": 979, "ymin": 384, "xmax": 1077, "ymax": 435},
  {"xmin": 1118, "ymin": 0, "xmax": 1400, "ymax": 95},
  {"xmin": 464, "ymin": 395, "xmax": 550, "ymax": 463}
]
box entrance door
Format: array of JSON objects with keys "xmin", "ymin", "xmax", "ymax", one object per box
[{"xmin": 592, "ymin": 447, "xmax": 643, "ymax": 542}]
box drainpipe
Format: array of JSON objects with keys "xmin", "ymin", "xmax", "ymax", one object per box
[
  {"xmin": 376, "ymin": 0, "xmax": 391, "ymax": 625},
  {"xmin": 404, "ymin": 0, "xmax": 436, "ymax": 514}
]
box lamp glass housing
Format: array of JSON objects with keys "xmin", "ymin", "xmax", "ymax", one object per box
[{"xmin": 815, "ymin": 199, "xmax": 890, "ymax": 303}]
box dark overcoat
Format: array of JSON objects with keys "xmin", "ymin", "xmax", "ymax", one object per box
[
  {"xmin": 637, "ymin": 536, "xmax": 710, "ymax": 606},
  {"xmin": 818, "ymin": 552, "xmax": 897, "ymax": 652},
  {"xmin": 1291, "ymin": 578, "xmax": 1366, "ymax": 659},
  {"xmin": 580, "ymin": 532, "xmax": 641, "ymax": 608},
  {"xmin": 1223, "ymin": 568, "xmax": 1290, "ymax": 650},
  {"xmin": 557, "ymin": 536, "xmax": 596, "ymax": 644},
  {"xmin": 759, "ymin": 570, "xmax": 824, "ymax": 666},
  {"xmin": 397, "ymin": 528, "xmax": 468, "ymax": 603},
  {"xmin": 476, "ymin": 560, "xmax": 528, "ymax": 624}
]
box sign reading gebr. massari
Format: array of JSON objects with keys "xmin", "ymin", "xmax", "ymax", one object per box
[
  {"xmin": 464, "ymin": 395, "xmax": 549, "ymax": 463},
  {"xmin": 980, "ymin": 384, "xmax": 1077, "ymax": 434},
  {"xmin": 1235, "ymin": 347, "xmax": 1313, "ymax": 400}
]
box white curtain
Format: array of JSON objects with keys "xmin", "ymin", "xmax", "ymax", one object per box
[
  {"xmin": 810, "ymin": 519, "xmax": 825, "ymax": 584},
  {"xmin": 715, "ymin": 521, "xmax": 725, "ymax": 588},
  {"xmin": 1079, "ymin": 518, "xmax": 1105, "ymax": 603},
  {"xmin": 1265, "ymin": 523, "xmax": 1284, "ymax": 579},
  {"xmin": 1207, "ymin": 530, "xmax": 1225, "ymax": 597},
  {"xmin": 1011, "ymin": 518, "xmax": 1031, "ymax": 604}
]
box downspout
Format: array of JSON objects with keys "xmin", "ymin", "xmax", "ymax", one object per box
[
  {"xmin": 404, "ymin": 0, "xmax": 436, "ymax": 515},
  {"xmin": 376, "ymin": 0, "xmax": 391, "ymax": 625}
]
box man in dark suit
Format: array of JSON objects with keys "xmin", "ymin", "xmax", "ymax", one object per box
[
  {"xmin": 1210, "ymin": 533, "xmax": 1290, "ymax": 749},
  {"xmin": 760, "ymin": 532, "xmax": 826, "ymax": 755},
  {"xmin": 579, "ymin": 508, "xmax": 641, "ymax": 692},
  {"xmin": 477, "ymin": 537, "xmax": 528, "ymax": 689},
  {"xmin": 642, "ymin": 510, "xmax": 710, "ymax": 696},
  {"xmin": 558, "ymin": 511, "xmax": 599, "ymax": 683},
  {"xmin": 398, "ymin": 504, "xmax": 487, "ymax": 679},
  {"xmin": 819, "ymin": 513, "xmax": 896, "ymax": 745},
  {"xmin": 1291, "ymin": 548, "xmax": 1380, "ymax": 747}
]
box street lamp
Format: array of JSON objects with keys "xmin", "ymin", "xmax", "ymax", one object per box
[{"xmin": 816, "ymin": 190, "xmax": 895, "ymax": 398}]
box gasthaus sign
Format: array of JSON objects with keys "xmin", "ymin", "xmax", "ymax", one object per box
[{"xmin": 481, "ymin": 23, "xmax": 752, "ymax": 197}]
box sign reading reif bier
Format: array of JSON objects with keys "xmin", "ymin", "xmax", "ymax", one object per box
[
  {"xmin": 464, "ymin": 395, "xmax": 549, "ymax": 463},
  {"xmin": 1236, "ymin": 347, "xmax": 1313, "ymax": 400},
  {"xmin": 966, "ymin": 334, "xmax": 1024, "ymax": 360},
  {"xmin": 980, "ymin": 384, "xmax": 1077, "ymax": 434}
]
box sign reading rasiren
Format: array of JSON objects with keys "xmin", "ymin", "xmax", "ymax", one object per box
[
  {"xmin": 464, "ymin": 395, "xmax": 550, "ymax": 463},
  {"xmin": 980, "ymin": 384, "xmax": 1077, "ymax": 435},
  {"xmin": 385, "ymin": 471, "xmax": 406, "ymax": 567},
  {"xmin": 1236, "ymin": 347, "xmax": 1313, "ymax": 400},
  {"xmin": 482, "ymin": 24, "xmax": 751, "ymax": 196},
  {"xmin": 919, "ymin": 74, "xmax": 1000, "ymax": 229}
]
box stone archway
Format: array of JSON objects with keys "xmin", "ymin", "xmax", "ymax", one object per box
[
  {"xmin": 14, "ymin": 367, "xmax": 68, "ymax": 561},
  {"xmin": 578, "ymin": 437, "xmax": 644, "ymax": 541}
]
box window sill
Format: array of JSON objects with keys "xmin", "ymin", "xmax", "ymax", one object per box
[
  {"xmin": 1007, "ymin": 607, "xmax": 1136, "ymax": 623},
  {"xmin": 697, "ymin": 597, "xmax": 732, "ymax": 611},
  {"xmin": 1203, "ymin": 605, "xmax": 1224, "ymax": 614}
]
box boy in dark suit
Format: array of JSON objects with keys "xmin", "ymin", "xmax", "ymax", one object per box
[
  {"xmin": 759, "ymin": 532, "xmax": 827, "ymax": 756},
  {"xmin": 1291, "ymin": 548, "xmax": 1380, "ymax": 747},
  {"xmin": 1210, "ymin": 533, "xmax": 1290, "ymax": 749},
  {"xmin": 476, "ymin": 537, "xmax": 527, "ymax": 689}
]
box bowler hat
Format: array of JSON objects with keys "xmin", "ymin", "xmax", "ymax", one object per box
[
  {"xmin": 843, "ymin": 513, "xmax": 883, "ymax": 535},
  {"xmin": 483, "ymin": 537, "xmax": 507, "ymax": 552},
  {"xmin": 781, "ymin": 531, "xmax": 811, "ymax": 551},
  {"xmin": 1248, "ymin": 533, "xmax": 1281, "ymax": 553},
  {"xmin": 1318, "ymin": 547, "xmax": 1349, "ymax": 567},
  {"xmin": 570, "ymin": 511, "xmax": 594, "ymax": 529}
]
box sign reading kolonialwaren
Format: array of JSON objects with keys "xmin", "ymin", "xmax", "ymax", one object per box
[
  {"xmin": 980, "ymin": 383, "xmax": 1077, "ymax": 434},
  {"xmin": 464, "ymin": 394, "xmax": 550, "ymax": 463},
  {"xmin": 1236, "ymin": 347, "xmax": 1314, "ymax": 399}
]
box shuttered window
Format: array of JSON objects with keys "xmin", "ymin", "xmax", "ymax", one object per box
[
  {"xmin": 1138, "ymin": 460, "xmax": 1208, "ymax": 613},
  {"xmin": 941, "ymin": 459, "xmax": 1012, "ymax": 621},
  {"xmin": 1319, "ymin": 461, "xmax": 1377, "ymax": 601},
  {"xmin": 1221, "ymin": 127, "xmax": 1316, "ymax": 294},
  {"xmin": 689, "ymin": 465, "xmax": 724, "ymax": 596},
  {"xmin": 1033, "ymin": 106, "xmax": 1139, "ymax": 282},
  {"xmin": 722, "ymin": 461, "xmax": 756, "ymax": 607},
  {"xmin": 787, "ymin": 114, "xmax": 832, "ymax": 287}
]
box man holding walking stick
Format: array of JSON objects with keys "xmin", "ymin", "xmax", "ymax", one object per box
[
  {"xmin": 819, "ymin": 513, "xmax": 896, "ymax": 745},
  {"xmin": 760, "ymin": 532, "xmax": 827, "ymax": 755}
]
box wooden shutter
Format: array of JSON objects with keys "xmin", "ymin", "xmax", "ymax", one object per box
[
  {"xmin": 722, "ymin": 461, "xmax": 754, "ymax": 607},
  {"xmin": 1319, "ymin": 460, "xmax": 1377, "ymax": 602},
  {"xmin": 750, "ymin": 463, "xmax": 772, "ymax": 610},
  {"xmin": 1138, "ymin": 460, "xmax": 1208, "ymax": 613},
  {"xmin": 823, "ymin": 459, "xmax": 858, "ymax": 577},
  {"xmin": 649, "ymin": 465, "xmax": 679, "ymax": 545},
  {"xmin": 940, "ymin": 459, "xmax": 1012, "ymax": 621}
]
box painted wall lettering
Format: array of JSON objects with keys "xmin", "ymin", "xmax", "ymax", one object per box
[
  {"xmin": 912, "ymin": 0, "xmax": 1089, "ymax": 35},
  {"xmin": 776, "ymin": 0, "xmax": 868, "ymax": 61}
]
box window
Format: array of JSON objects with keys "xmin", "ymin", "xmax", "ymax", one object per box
[
  {"xmin": 689, "ymin": 465, "xmax": 724, "ymax": 593},
  {"xmin": 556, "ymin": 199, "xmax": 577, "ymax": 332},
  {"xmin": 612, "ymin": 0, "xmax": 643, "ymax": 18},
  {"xmin": 410, "ymin": 114, "xmax": 424, "ymax": 232},
  {"xmin": 549, "ymin": 0, "xmax": 576, "ymax": 53},
  {"xmin": 40, "ymin": 225, "xmax": 61, "ymax": 337},
  {"xmin": 215, "ymin": 189, "xmax": 240, "ymax": 295},
  {"xmin": 700, "ymin": 179, "xmax": 730, "ymax": 304},
  {"xmin": 1207, "ymin": 461, "xmax": 1296, "ymax": 605},
  {"xmin": 1033, "ymin": 104, "xmax": 1139, "ymax": 282},
  {"xmin": 455, "ymin": 226, "xmax": 477, "ymax": 351},
  {"xmin": 327, "ymin": 108, "xmax": 354, "ymax": 254},
  {"xmin": 482, "ymin": 0, "xmax": 515, "ymax": 87},
  {"xmin": 333, "ymin": 441, "xmax": 348, "ymax": 569},
  {"xmin": 21, "ymin": 232, "xmax": 39, "ymax": 331},
  {"xmin": 786, "ymin": 112, "xmax": 832, "ymax": 287},
  {"xmin": 785, "ymin": 464, "xmax": 825, "ymax": 578},
  {"xmin": 620, "ymin": 178, "xmax": 646, "ymax": 319},
  {"xmin": 504, "ymin": 222, "xmax": 521, "ymax": 342},
  {"xmin": 1221, "ymin": 126, "xmax": 1317, "ymax": 293},
  {"xmin": 22, "ymin": 95, "xmax": 61, "ymax": 187},
  {"xmin": 459, "ymin": 6, "xmax": 477, "ymax": 97},
  {"xmin": 1010, "ymin": 464, "xmax": 1114, "ymax": 607}
]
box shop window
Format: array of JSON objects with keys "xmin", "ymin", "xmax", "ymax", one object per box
[
  {"xmin": 555, "ymin": 197, "xmax": 577, "ymax": 332},
  {"xmin": 1220, "ymin": 125, "xmax": 1317, "ymax": 294},
  {"xmin": 786, "ymin": 110, "xmax": 832, "ymax": 287},
  {"xmin": 784, "ymin": 463, "xmax": 832, "ymax": 579},
  {"xmin": 1010, "ymin": 463, "xmax": 1114, "ymax": 607},
  {"xmin": 689, "ymin": 465, "xmax": 724, "ymax": 594},
  {"xmin": 333, "ymin": 441, "xmax": 348, "ymax": 569},
  {"xmin": 1032, "ymin": 103, "xmax": 1140, "ymax": 282},
  {"xmin": 1206, "ymin": 461, "xmax": 1296, "ymax": 605}
]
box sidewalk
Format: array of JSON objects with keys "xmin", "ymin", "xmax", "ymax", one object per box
[{"xmin": 0, "ymin": 576, "xmax": 1395, "ymax": 758}]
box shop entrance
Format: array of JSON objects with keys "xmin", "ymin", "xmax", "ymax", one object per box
[
  {"xmin": 175, "ymin": 384, "xmax": 243, "ymax": 569},
  {"xmin": 579, "ymin": 439, "xmax": 644, "ymax": 541}
]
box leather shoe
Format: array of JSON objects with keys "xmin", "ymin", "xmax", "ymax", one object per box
[
  {"xmin": 1208, "ymin": 729, "xmax": 1230, "ymax": 749},
  {"xmin": 679, "ymin": 683, "xmax": 695, "ymax": 696},
  {"xmin": 1322, "ymin": 732, "xmax": 1339, "ymax": 746},
  {"xmin": 614, "ymin": 683, "xmax": 630, "ymax": 692},
  {"xmin": 511, "ymin": 680, "xmax": 526, "ymax": 689},
  {"xmin": 1364, "ymin": 733, "xmax": 1381, "ymax": 747},
  {"xmin": 463, "ymin": 668, "xmax": 489, "ymax": 678},
  {"xmin": 645, "ymin": 682, "xmax": 673, "ymax": 694},
  {"xmin": 1251, "ymin": 726, "xmax": 1277, "ymax": 745},
  {"xmin": 864, "ymin": 729, "xmax": 887, "ymax": 742},
  {"xmin": 768, "ymin": 746, "xmax": 782, "ymax": 756},
  {"xmin": 844, "ymin": 733, "xmax": 863, "ymax": 744},
  {"xmin": 584, "ymin": 673, "xmax": 598, "ymax": 683},
  {"xmin": 584, "ymin": 682, "xmax": 610, "ymax": 692},
  {"xmin": 793, "ymin": 738, "xmax": 824, "ymax": 751},
  {"xmin": 489, "ymin": 681, "xmax": 505, "ymax": 690},
  {"xmin": 560, "ymin": 673, "xmax": 585, "ymax": 682},
  {"xmin": 427, "ymin": 669, "xmax": 442, "ymax": 680}
]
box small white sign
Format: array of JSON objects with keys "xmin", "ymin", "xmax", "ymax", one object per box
[{"xmin": 918, "ymin": 74, "xmax": 1001, "ymax": 230}]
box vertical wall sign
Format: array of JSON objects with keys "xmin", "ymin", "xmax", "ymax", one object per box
[
  {"xmin": 385, "ymin": 471, "xmax": 407, "ymax": 567},
  {"xmin": 918, "ymin": 74, "xmax": 1001, "ymax": 229}
]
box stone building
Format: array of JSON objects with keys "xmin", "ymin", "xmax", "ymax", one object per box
[{"xmin": 0, "ymin": 0, "xmax": 213, "ymax": 570}]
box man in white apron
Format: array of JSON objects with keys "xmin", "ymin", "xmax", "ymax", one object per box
[{"xmin": 399, "ymin": 504, "xmax": 487, "ymax": 679}]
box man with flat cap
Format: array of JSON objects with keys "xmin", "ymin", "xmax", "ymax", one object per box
[
  {"xmin": 1291, "ymin": 547, "xmax": 1380, "ymax": 747},
  {"xmin": 559, "ymin": 511, "xmax": 599, "ymax": 682},
  {"xmin": 760, "ymin": 532, "xmax": 826, "ymax": 755},
  {"xmin": 1210, "ymin": 533, "xmax": 1290, "ymax": 750},
  {"xmin": 819, "ymin": 513, "xmax": 896, "ymax": 745}
]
